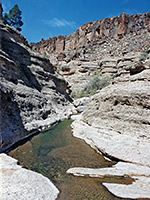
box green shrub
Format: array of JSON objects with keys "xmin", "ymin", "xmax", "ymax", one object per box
[
  {"xmin": 44, "ymin": 52, "xmax": 49, "ymax": 59},
  {"xmin": 71, "ymin": 71, "xmax": 111, "ymax": 99},
  {"xmin": 83, "ymin": 72, "xmax": 111, "ymax": 96},
  {"xmin": 71, "ymin": 89, "xmax": 86, "ymax": 99}
]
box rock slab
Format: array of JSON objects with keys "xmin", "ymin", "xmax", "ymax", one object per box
[
  {"xmin": 0, "ymin": 153, "xmax": 59, "ymax": 200},
  {"xmin": 72, "ymin": 69, "xmax": 150, "ymax": 166},
  {"xmin": 67, "ymin": 162, "xmax": 150, "ymax": 199}
]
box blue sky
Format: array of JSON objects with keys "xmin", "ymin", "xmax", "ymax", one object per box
[{"xmin": 2, "ymin": 0, "xmax": 150, "ymax": 43}]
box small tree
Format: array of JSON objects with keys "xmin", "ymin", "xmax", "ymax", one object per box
[{"xmin": 4, "ymin": 4, "xmax": 23, "ymax": 31}]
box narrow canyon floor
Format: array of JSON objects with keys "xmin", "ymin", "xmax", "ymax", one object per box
[{"xmin": 7, "ymin": 120, "xmax": 136, "ymax": 200}]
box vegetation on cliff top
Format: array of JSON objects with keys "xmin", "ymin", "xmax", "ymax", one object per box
[{"xmin": 4, "ymin": 4, "xmax": 23, "ymax": 32}]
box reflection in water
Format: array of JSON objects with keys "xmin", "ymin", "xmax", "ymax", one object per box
[{"xmin": 8, "ymin": 120, "xmax": 133, "ymax": 200}]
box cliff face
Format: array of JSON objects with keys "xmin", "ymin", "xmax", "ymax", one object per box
[
  {"xmin": 31, "ymin": 12, "xmax": 150, "ymax": 54},
  {"xmin": 0, "ymin": 23, "xmax": 72, "ymax": 152}
]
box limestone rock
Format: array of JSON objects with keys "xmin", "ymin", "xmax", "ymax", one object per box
[
  {"xmin": 30, "ymin": 13, "xmax": 150, "ymax": 93},
  {"xmin": 73, "ymin": 97, "xmax": 90, "ymax": 113},
  {"xmin": 67, "ymin": 162, "xmax": 150, "ymax": 199},
  {"xmin": 55, "ymin": 35, "xmax": 66, "ymax": 52},
  {"xmin": 0, "ymin": 153, "xmax": 59, "ymax": 200},
  {"xmin": 70, "ymin": 68, "xmax": 150, "ymax": 199},
  {"xmin": 56, "ymin": 54, "xmax": 149, "ymax": 96},
  {"xmin": 71, "ymin": 69, "xmax": 150, "ymax": 166},
  {"xmin": 0, "ymin": 23, "xmax": 72, "ymax": 152},
  {"xmin": 57, "ymin": 52, "xmax": 66, "ymax": 61}
]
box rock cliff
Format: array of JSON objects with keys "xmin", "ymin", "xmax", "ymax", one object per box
[
  {"xmin": 31, "ymin": 12, "xmax": 150, "ymax": 54},
  {"xmin": 1, "ymin": 3, "xmax": 150, "ymax": 198},
  {"xmin": 30, "ymin": 12, "xmax": 150, "ymax": 96},
  {"xmin": 0, "ymin": 23, "xmax": 72, "ymax": 152}
]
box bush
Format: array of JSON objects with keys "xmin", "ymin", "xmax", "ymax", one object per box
[
  {"xmin": 71, "ymin": 71, "xmax": 111, "ymax": 99},
  {"xmin": 71, "ymin": 89, "xmax": 86, "ymax": 99},
  {"xmin": 44, "ymin": 52, "xmax": 49, "ymax": 59},
  {"xmin": 83, "ymin": 71, "xmax": 111, "ymax": 96}
]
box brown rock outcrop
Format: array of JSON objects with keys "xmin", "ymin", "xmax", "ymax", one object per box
[
  {"xmin": 118, "ymin": 13, "xmax": 128, "ymax": 36},
  {"xmin": 31, "ymin": 12, "xmax": 150, "ymax": 54}
]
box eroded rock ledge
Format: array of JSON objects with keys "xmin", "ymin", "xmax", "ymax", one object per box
[
  {"xmin": 0, "ymin": 153, "xmax": 59, "ymax": 200},
  {"xmin": 70, "ymin": 69, "xmax": 150, "ymax": 198},
  {"xmin": 0, "ymin": 23, "xmax": 73, "ymax": 152},
  {"xmin": 67, "ymin": 162, "xmax": 150, "ymax": 199}
]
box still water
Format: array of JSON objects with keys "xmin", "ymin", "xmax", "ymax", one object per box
[{"xmin": 8, "ymin": 120, "xmax": 133, "ymax": 200}]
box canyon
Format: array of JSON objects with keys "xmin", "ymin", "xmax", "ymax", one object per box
[
  {"xmin": 31, "ymin": 12, "xmax": 150, "ymax": 95},
  {"xmin": 0, "ymin": 2, "xmax": 150, "ymax": 199}
]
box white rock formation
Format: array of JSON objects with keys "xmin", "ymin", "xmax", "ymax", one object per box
[
  {"xmin": 0, "ymin": 154, "xmax": 59, "ymax": 200},
  {"xmin": 70, "ymin": 68, "xmax": 150, "ymax": 199},
  {"xmin": 67, "ymin": 162, "xmax": 150, "ymax": 199}
]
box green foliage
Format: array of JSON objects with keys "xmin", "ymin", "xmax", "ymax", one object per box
[
  {"xmin": 145, "ymin": 44, "xmax": 150, "ymax": 54},
  {"xmin": 4, "ymin": 4, "xmax": 23, "ymax": 31},
  {"xmin": 139, "ymin": 45, "xmax": 150, "ymax": 61},
  {"xmin": 43, "ymin": 52, "xmax": 49, "ymax": 59},
  {"xmin": 83, "ymin": 71, "xmax": 111, "ymax": 96},
  {"xmin": 71, "ymin": 89, "xmax": 87, "ymax": 99},
  {"xmin": 71, "ymin": 70, "xmax": 111, "ymax": 99}
]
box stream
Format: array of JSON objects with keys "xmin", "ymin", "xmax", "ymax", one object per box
[{"xmin": 8, "ymin": 120, "xmax": 133, "ymax": 200}]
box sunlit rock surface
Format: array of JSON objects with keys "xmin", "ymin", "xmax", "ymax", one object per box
[
  {"xmin": 0, "ymin": 23, "xmax": 73, "ymax": 152},
  {"xmin": 71, "ymin": 68, "xmax": 150, "ymax": 198},
  {"xmin": 0, "ymin": 154, "xmax": 59, "ymax": 200},
  {"xmin": 67, "ymin": 162, "xmax": 150, "ymax": 199},
  {"xmin": 31, "ymin": 12, "xmax": 150, "ymax": 54}
]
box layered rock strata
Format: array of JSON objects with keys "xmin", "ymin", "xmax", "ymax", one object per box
[
  {"xmin": 31, "ymin": 12, "xmax": 150, "ymax": 54},
  {"xmin": 0, "ymin": 23, "xmax": 72, "ymax": 152},
  {"xmin": 72, "ymin": 68, "xmax": 150, "ymax": 164},
  {"xmin": 30, "ymin": 12, "xmax": 150, "ymax": 95},
  {"xmin": 54, "ymin": 52, "xmax": 149, "ymax": 94},
  {"xmin": 70, "ymin": 67, "xmax": 150, "ymax": 198}
]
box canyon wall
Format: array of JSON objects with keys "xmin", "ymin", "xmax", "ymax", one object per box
[
  {"xmin": 31, "ymin": 12, "xmax": 150, "ymax": 54},
  {"xmin": 0, "ymin": 22, "xmax": 72, "ymax": 152}
]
